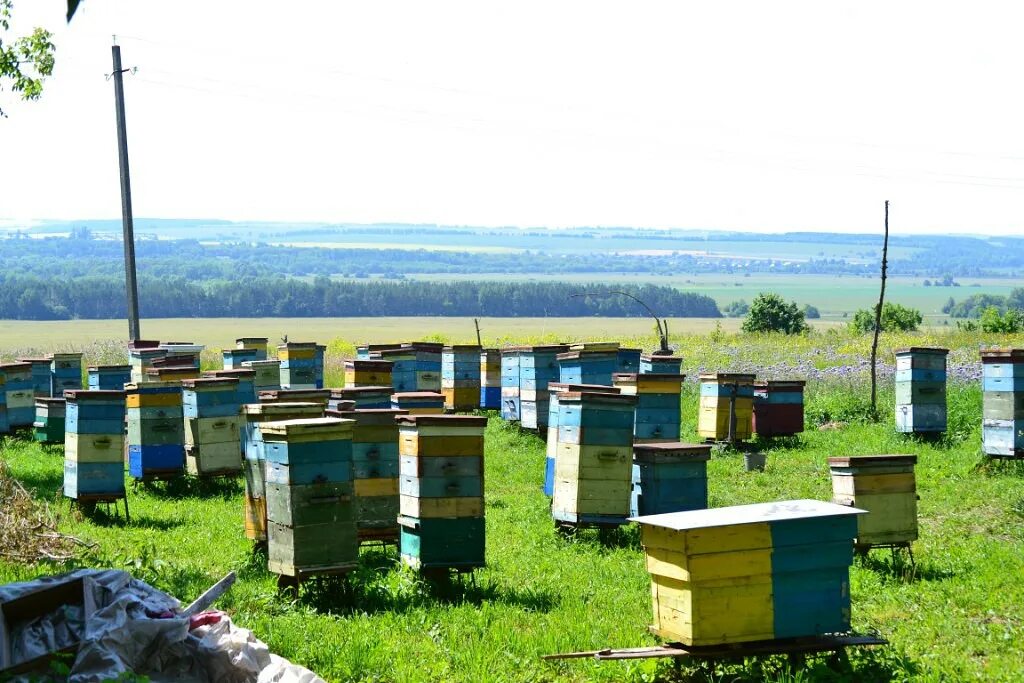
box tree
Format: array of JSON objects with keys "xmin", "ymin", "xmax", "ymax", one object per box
[
  {"xmin": 742, "ymin": 293, "xmax": 808, "ymax": 334},
  {"xmin": 942, "ymin": 297, "xmax": 955, "ymax": 314},
  {"xmin": 803, "ymin": 304, "xmax": 821, "ymax": 319},
  {"xmin": 850, "ymin": 302, "xmax": 922, "ymax": 333},
  {"xmin": 1008, "ymin": 287, "xmax": 1024, "ymax": 312},
  {"xmin": 980, "ymin": 306, "xmax": 1023, "ymax": 333},
  {"xmin": 0, "ymin": 0, "xmax": 56, "ymax": 116},
  {"xmin": 723, "ymin": 299, "xmax": 749, "ymax": 317}
]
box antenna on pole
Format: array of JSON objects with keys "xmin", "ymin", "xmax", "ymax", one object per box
[
  {"xmin": 111, "ymin": 39, "xmax": 141, "ymax": 342},
  {"xmin": 570, "ymin": 290, "xmax": 671, "ymax": 354}
]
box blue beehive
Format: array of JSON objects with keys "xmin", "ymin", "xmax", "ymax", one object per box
[
  {"xmin": 405, "ymin": 342, "xmax": 443, "ymax": 392},
  {"xmin": 277, "ymin": 342, "xmax": 321, "ymax": 390},
  {"xmin": 204, "ymin": 368, "xmax": 257, "ymax": 406},
  {"xmin": 557, "ymin": 343, "xmax": 620, "ymax": 386},
  {"xmin": 519, "ymin": 345, "xmax": 568, "ymax": 430},
  {"xmin": 894, "ymin": 347, "xmax": 948, "ymax": 434},
  {"xmin": 543, "ymin": 383, "xmax": 622, "ymax": 496},
  {"xmin": 500, "ymin": 347, "xmax": 524, "ymax": 421},
  {"xmin": 50, "ymin": 353, "xmax": 83, "ymax": 396},
  {"xmin": 1, "ymin": 362, "xmax": 34, "ymax": 428},
  {"xmin": 442, "ymin": 345, "xmax": 483, "ymax": 411},
  {"xmin": 631, "ymin": 442, "xmax": 711, "ymax": 516},
  {"xmin": 88, "ymin": 365, "xmax": 132, "ymax": 391},
  {"xmin": 330, "ymin": 386, "xmax": 392, "ymax": 410},
  {"xmin": 640, "ymin": 354, "xmax": 683, "ymax": 375},
  {"xmin": 0, "ymin": 368, "xmax": 8, "ymax": 433},
  {"xmin": 236, "ymin": 337, "xmax": 269, "ymax": 361},
  {"xmin": 127, "ymin": 341, "xmax": 167, "ymax": 383},
  {"xmin": 981, "ymin": 348, "xmax": 1024, "ymax": 457},
  {"xmin": 125, "ymin": 381, "xmax": 185, "ymax": 480},
  {"xmin": 616, "ymin": 348, "xmax": 642, "ymax": 374},
  {"xmin": 182, "ymin": 377, "xmax": 243, "ymax": 476},
  {"xmin": 614, "ymin": 372, "xmax": 686, "ymax": 443},
  {"xmin": 376, "ymin": 348, "xmax": 418, "ymax": 392},
  {"xmin": 18, "ymin": 357, "xmax": 53, "ymax": 398},
  {"xmin": 223, "ymin": 348, "xmax": 259, "ymax": 370},
  {"xmin": 479, "ymin": 349, "xmax": 501, "ymax": 410},
  {"xmin": 63, "ymin": 390, "xmax": 126, "ymax": 500}
]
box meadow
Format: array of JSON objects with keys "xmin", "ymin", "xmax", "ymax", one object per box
[{"xmin": 2, "ymin": 326, "xmax": 1024, "ymax": 682}]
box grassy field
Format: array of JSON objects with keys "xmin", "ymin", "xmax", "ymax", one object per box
[{"xmin": 2, "ymin": 328, "xmax": 1024, "ymax": 681}]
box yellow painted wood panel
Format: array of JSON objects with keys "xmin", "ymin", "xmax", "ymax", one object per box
[
  {"xmin": 126, "ymin": 393, "xmax": 180, "ymax": 408},
  {"xmin": 834, "ymin": 491, "xmax": 918, "ymax": 544},
  {"xmin": 398, "ymin": 434, "xmax": 484, "ymax": 457},
  {"xmin": 399, "ymin": 495, "xmax": 483, "ymax": 518},
  {"xmin": 652, "ymin": 575, "xmax": 774, "ymax": 646},
  {"xmin": 831, "ymin": 472, "xmax": 915, "ymax": 496},
  {"xmin": 645, "ymin": 546, "xmax": 772, "ymax": 582},
  {"xmin": 686, "ymin": 522, "xmax": 772, "ymax": 555},
  {"xmin": 354, "ymin": 477, "xmax": 399, "ymax": 496},
  {"xmin": 65, "ymin": 434, "xmax": 126, "ymax": 464}
]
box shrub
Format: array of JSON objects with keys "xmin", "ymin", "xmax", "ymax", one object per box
[
  {"xmin": 803, "ymin": 304, "xmax": 821, "ymax": 319},
  {"xmin": 741, "ymin": 293, "xmax": 808, "ymax": 335},
  {"xmin": 980, "ymin": 306, "xmax": 1024, "ymax": 333},
  {"xmin": 849, "ymin": 302, "xmax": 922, "ymax": 333},
  {"xmin": 723, "ymin": 299, "xmax": 750, "ymax": 317}
]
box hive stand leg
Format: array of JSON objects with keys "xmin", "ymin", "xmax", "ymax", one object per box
[
  {"xmin": 787, "ymin": 652, "xmax": 806, "ymax": 670},
  {"xmin": 828, "ymin": 647, "xmax": 850, "ymax": 670},
  {"xmin": 122, "ymin": 494, "xmax": 130, "ymax": 524},
  {"xmin": 276, "ymin": 574, "xmax": 300, "ymax": 596}
]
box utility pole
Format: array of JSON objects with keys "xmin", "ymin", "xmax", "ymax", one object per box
[{"xmin": 111, "ymin": 39, "xmax": 141, "ymax": 341}]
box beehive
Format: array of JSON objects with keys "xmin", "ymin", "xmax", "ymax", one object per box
[
  {"xmin": 632, "ymin": 500, "xmax": 864, "ymax": 646},
  {"xmin": 557, "ymin": 346, "xmax": 619, "ymax": 386},
  {"xmin": 543, "ymin": 383, "xmax": 622, "ymax": 496},
  {"xmin": 181, "ymin": 377, "xmax": 242, "ymax": 476},
  {"xmin": 277, "ymin": 342, "xmax": 321, "ymax": 390},
  {"xmin": 500, "ymin": 347, "xmax": 524, "ymax": 421},
  {"xmin": 829, "ymin": 455, "xmax": 918, "ymax": 548},
  {"xmin": 375, "ymin": 347, "xmax": 418, "ymax": 392},
  {"xmin": 242, "ymin": 359, "xmax": 281, "ymax": 392},
  {"xmin": 258, "ymin": 388, "xmax": 331, "ymax": 408},
  {"xmin": 222, "ymin": 348, "xmax": 259, "ymax": 370},
  {"xmin": 241, "ymin": 401, "xmax": 324, "ymax": 542},
  {"xmin": 396, "ymin": 415, "xmax": 487, "ymax": 570},
  {"xmin": 391, "ymin": 391, "xmax": 445, "ymax": 415},
  {"xmin": 144, "ymin": 364, "xmax": 200, "ymax": 383},
  {"xmin": 0, "ymin": 369, "xmax": 8, "ymax": 433},
  {"xmin": 0, "ymin": 362, "xmax": 34, "ymax": 428},
  {"xmin": 753, "ymin": 380, "xmax": 806, "ymax": 437},
  {"xmin": 33, "ymin": 398, "xmax": 66, "ymax": 444},
  {"xmin": 442, "ymin": 345, "xmax": 483, "ymax": 411},
  {"xmin": 613, "ymin": 372, "xmax": 686, "ymax": 443},
  {"xmin": 329, "ymin": 386, "xmax": 392, "ymax": 410},
  {"xmin": 18, "ymin": 358, "xmax": 53, "ymax": 398},
  {"xmin": 357, "ymin": 343, "xmax": 395, "ymax": 360},
  {"xmin": 641, "ymin": 354, "xmax": 683, "ymax": 375},
  {"xmin": 617, "ymin": 348, "xmax": 642, "ymax": 374},
  {"xmin": 631, "ymin": 442, "xmax": 710, "ymax": 516},
  {"xmin": 551, "ymin": 391, "xmax": 638, "ymax": 526},
  {"xmin": 50, "ymin": 353, "xmax": 83, "ymax": 395},
  {"xmin": 236, "ymin": 337, "xmax": 269, "ymax": 361},
  {"xmin": 331, "ymin": 408, "xmax": 408, "ymax": 541},
  {"xmin": 697, "ymin": 373, "xmax": 755, "ymax": 441},
  {"xmin": 406, "ymin": 342, "xmax": 443, "ymax": 392},
  {"xmin": 87, "ymin": 365, "xmax": 131, "ymax": 391},
  {"xmin": 260, "ymin": 417, "xmax": 359, "ymax": 577},
  {"xmin": 63, "ymin": 390, "xmax": 126, "ymax": 500},
  {"xmin": 159, "ymin": 342, "xmax": 203, "ymax": 370},
  {"xmin": 125, "ymin": 381, "xmax": 185, "ymax": 480},
  {"xmin": 479, "ymin": 349, "xmax": 501, "ymax": 409},
  {"xmin": 519, "ymin": 345, "xmax": 568, "ymax": 430},
  {"xmin": 980, "ymin": 349, "xmax": 1024, "ymax": 457},
  {"xmin": 204, "ymin": 368, "xmax": 257, "ymax": 406},
  {"xmin": 127, "ymin": 340, "xmax": 166, "ymax": 383},
  {"xmin": 345, "ymin": 359, "xmax": 394, "ymax": 389},
  {"xmin": 895, "ymin": 347, "xmax": 948, "ymax": 434}
]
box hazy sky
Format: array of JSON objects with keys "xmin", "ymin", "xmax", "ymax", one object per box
[{"xmin": 2, "ymin": 1, "xmax": 1023, "ymax": 235}]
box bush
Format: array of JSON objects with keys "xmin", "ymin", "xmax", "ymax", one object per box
[
  {"xmin": 723, "ymin": 299, "xmax": 750, "ymax": 317},
  {"xmin": 742, "ymin": 293, "xmax": 808, "ymax": 334},
  {"xmin": 980, "ymin": 306, "xmax": 1024, "ymax": 333},
  {"xmin": 849, "ymin": 302, "xmax": 922, "ymax": 333},
  {"xmin": 803, "ymin": 304, "xmax": 821, "ymax": 319}
]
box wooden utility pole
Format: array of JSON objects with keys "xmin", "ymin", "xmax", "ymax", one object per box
[
  {"xmin": 473, "ymin": 318, "xmax": 482, "ymax": 347},
  {"xmin": 869, "ymin": 200, "xmax": 890, "ymax": 417},
  {"xmin": 112, "ymin": 40, "xmax": 141, "ymax": 341}
]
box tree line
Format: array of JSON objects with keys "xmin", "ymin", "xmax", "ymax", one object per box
[{"xmin": 0, "ymin": 275, "xmax": 721, "ymax": 320}]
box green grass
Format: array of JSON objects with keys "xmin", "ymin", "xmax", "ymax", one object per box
[{"xmin": 3, "ymin": 329, "xmax": 1024, "ymax": 681}]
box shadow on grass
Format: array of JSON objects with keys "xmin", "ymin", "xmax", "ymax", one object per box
[
  {"xmin": 85, "ymin": 507, "xmax": 186, "ymax": 531},
  {"xmin": 555, "ymin": 523, "xmax": 643, "ymax": 551},
  {"xmin": 14, "ymin": 468, "xmax": 65, "ymax": 499},
  {"xmin": 856, "ymin": 552, "xmax": 954, "ymax": 583},
  {"xmin": 134, "ymin": 474, "xmax": 243, "ymax": 500},
  {"xmin": 973, "ymin": 456, "xmax": 1024, "ymax": 478}
]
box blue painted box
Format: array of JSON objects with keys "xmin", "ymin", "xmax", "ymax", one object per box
[{"xmin": 631, "ymin": 442, "xmax": 711, "ymax": 516}]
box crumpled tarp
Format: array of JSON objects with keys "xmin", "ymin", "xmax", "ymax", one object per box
[{"xmin": 0, "ymin": 569, "xmax": 325, "ymax": 683}]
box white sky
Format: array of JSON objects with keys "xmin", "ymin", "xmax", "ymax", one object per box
[{"xmin": 2, "ymin": 1, "xmax": 1024, "ymax": 235}]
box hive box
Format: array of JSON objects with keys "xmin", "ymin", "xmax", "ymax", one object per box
[
  {"xmin": 479, "ymin": 349, "xmax": 501, "ymax": 410},
  {"xmin": 87, "ymin": 365, "xmax": 132, "ymax": 391},
  {"xmin": 519, "ymin": 345, "xmax": 568, "ymax": 430},
  {"xmin": 641, "ymin": 354, "xmax": 683, "ymax": 375},
  {"xmin": 391, "ymin": 391, "xmax": 445, "ymax": 415},
  {"xmin": 442, "ymin": 345, "xmax": 483, "ymax": 411},
  {"xmin": 33, "ymin": 398, "xmax": 66, "ymax": 444},
  {"xmin": 344, "ymin": 360, "xmax": 394, "ymax": 389},
  {"xmin": 697, "ymin": 373, "xmax": 755, "ymax": 441},
  {"xmin": 631, "ymin": 442, "xmax": 710, "ymax": 517},
  {"xmin": 544, "ymin": 383, "xmax": 622, "ymax": 496},
  {"xmin": 981, "ymin": 349, "xmax": 1024, "ymax": 457},
  {"xmin": 752, "ymin": 380, "xmax": 806, "ymax": 437},
  {"xmin": 894, "ymin": 348, "xmax": 948, "ymax": 434},
  {"xmin": 557, "ymin": 347, "xmax": 619, "ymax": 387},
  {"xmin": 613, "ymin": 372, "xmax": 686, "ymax": 443},
  {"xmin": 500, "ymin": 347, "xmax": 524, "ymax": 421},
  {"xmin": 829, "ymin": 454, "xmax": 918, "ymax": 548}
]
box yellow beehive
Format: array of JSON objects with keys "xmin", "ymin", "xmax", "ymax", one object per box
[
  {"xmin": 696, "ymin": 373, "xmax": 755, "ymax": 441},
  {"xmin": 828, "ymin": 454, "xmax": 918, "ymax": 548}
]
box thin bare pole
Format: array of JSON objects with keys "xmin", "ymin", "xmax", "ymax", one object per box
[
  {"xmin": 474, "ymin": 318, "xmax": 482, "ymax": 347},
  {"xmin": 869, "ymin": 200, "xmax": 890, "ymax": 418},
  {"xmin": 112, "ymin": 41, "xmax": 141, "ymax": 341}
]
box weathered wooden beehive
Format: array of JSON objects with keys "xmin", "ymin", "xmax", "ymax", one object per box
[
  {"xmin": 235, "ymin": 337, "xmax": 269, "ymax": 361},
  {"xmin": 125, "ymin": 381, "xmax": 185, "ymax": 480},
  {"xmin": 753, "ymin": 380, "xmax": 806, "ymax": 437},
  {"xmin": 64, "ymin": 390, "xmax": 127, "ymax": 500},
  {"xmin": 631, "ymin": 442, "xmax": 710, "ymax": 517},
  {"xmin": 277, "ymin": 342, "xmax": 321, "ymax": 390},
  {"xmin": 222, "ymin": 348, "xmax": 259, "ymax": 371},
  {"xmin": 981, "ymin": 349, "xmax": 1024, "ymax": 458},
  {"xmin": 617, "ymin": 348, "xmax": 642, "ymax": 374},
  {"xmin": 145, "ymin": 364, "xmax": 200, "ymax": 383},
  {"xmin": 442, "ymin": 345, "xmax": 483, "ymax": 411},
  {"xmin": 613, "ymin": 372, "xmax": 686, "ymax": 443},
  {"xmin": 18, "ymin": 358, "xmax": 52, "ymax": 398},
  {"xmin": 479, "ymin": 349, "xmax": 501, "ymax": 409},
  {"xmin": 357, "ymin": 343, "xmax": 395, "ymax": 360},
  {"xmin": 33, "ymin": 398, "xmax": 66, "ymax": 444},
  {"xmin": 632, "ymin": 500, "xmax": 864, "ymax": 646},
  {"xmin": 557, "ymin": 345, "xmax": 620, "ymax": 386},
  {"xmin": 391, "ymin": 391, "xmax": 445, "ymax": 415},
  {"xmin": 345, "ymin": 359, "xmax": 394, "ymax": 389},
  {"xmin": 396, "ymin": 415, "xmax": 487, "ymax": 571},
  {"xmin": 640, "ymin": 354, "xmax": 683, "ymax": 375},
  {"xmin": 258, "ymin": 388, "xmax": 331, "ymax": 408},
  {"xmin": 519, "ymin": 345, "xmax": 568, "ymax": 430},
  {"xmin": 375, "ymin": 347, "xmax": 418, "ymax": 392},
  {"xmin": 241, "ymin": 402, "xmax": 324, "ymax": 542},
  {"xmin": 329, "ymin": 386, "xmax": 392, "ymax": 410},
  {"xmin": 50, "ymin": 353, "xmax": 83, "ymax": 396},
  {"xmin": 331, "ymin": 408, "xmax": 408, "ymax": 542},
  {"xmin": 204, "ymin": 368, "xmax": 257, "ymax": 407},
  {"xmin": 260, "ymin": 417, "xmax": 359, "ymax": 578},
  {"xmin": 697, "ymin": 373, "xmax": 755, "ymax": 441},
  {"xmin": 0, "ymin": 362, "xmax": 34, "ymax": 428},
  {"xmin": 500, "ymin": 347, "xmax": 524, "ymax": 421},
  {"xmin": 242, "ymin": 359, "xmax": 282, "ymax": 392},
  {"xmin": 543, "ymin": 383, "xmax": 622, "ymax": 496},
  {"xmin": 160, "ymin": 342, "xmax": 203, "ymax": 367},
  {"xmin": 828, "ymin": 455, "xmax": 918, "ymax": 549},
  {"xmin": 315, "ymin": 344, "xmax": 326, "ymax": 389},
  {"xmin": 181, "ymin": 377, "xmax": 242, "ymax": 476},
  {"xmin": 551, "ymin": 391, "xmax": 637, "ymax": 526},
  {"xmin": 406, "ymin": 342, "xmax": 443, "ymax": 392},
  {"xmin": 895, "ymin": 347, "xmax": 948, "ymax": 434},
  {"xmin": 127, "ymin": 340, "xmax": 166, "ymax": 383},
  {"xmin": 87, "ymin": 365, "xmax": 132, "ymax": 391}
]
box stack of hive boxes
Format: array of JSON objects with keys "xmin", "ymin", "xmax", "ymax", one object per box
[
  {"xmin": 557, "ymin": 343, "xmax": 620, "ymax": 386},
  {"xmin": 616, "ymin": 348, "xmax": 642, "ymax": 374},
  {"xmin": 391, "ymin": 392, "xmax": 445, "ymax": 415},
  {"xmin": 330, "ymin": 386, "xmax": 392, "ymax": 410},
  {"xmin": 160, "ymin": 342, "xmax": 204, "ymax": 370},
  {"xmin": 128, "ymin": 341, "xmax": 166, "ymax": 383},
  {"xmin": 753, "ymin": 380, "xmax": 806, "ymax": 437},
  {"xmin": 88, "ymin": 365, "xmax": 132, "ymax": 390},
  {"xmin": 613, "ymin": 372, "xmax": 686, "ymax": 443},
  {"xmin": 64, "ymin": 390, "xmax": 126, "ymax": 501},
  {"xmin": 631, "ymin": 443, "xmax": 711, "ymax": 517},
  {"xmin": 375, "ymin": 347, "xmax": 417, "ymax": 392},
  {"xmin": 829, "ymin": 454, "xmax": 918, "ymax": 550},
  {"xmin": 345, "ymin": 359, "xmax": 394, "ymax": 388},
  {"xmin": 222, "ymin": 347, "xmax": 259, "ymax": 371},
  {"xmin": 204, "ymin": 368, "xmax": 257, "ymax": 406},
  {"xmin": 278, "ymin": 342, "xmax": 321, "ymax": 390},
  {"xmin": 357, "ymin": 344, "xmax": 394, "ymax": 360},
  {"xmin": 50, "ymin": 353, "xmax": 83, "ymax": 396},
  {"xmin": 33, "ymin": 398, "xmax": 66, "ymax": 444},
  {"xmin": 145, "ymin": 364, "xmax": 199, "ymax": 383},
  {"xmin": 697, "ymin": 373, "xmax": 755, "ymax": 442},
  {"xmin": 500, "ymin": 347, "xmax": 523, "ymax": 421},
  {"xmin": 241, "ymin": 401, "xmax": 324, "ymax": 543},
  {"xmin": 641, "ymin": 354, "xmax": 682, "ymax": 375},
  {"xmin": 551, "ymin": 391, "xmax": 637, "ymax": 526},
  {"xmin": 1, "ymin": 362, "xmax": 34, "ymax": 428},
  {"xmin": 981, "ymin": 348, "xmax": 1024, "ymax": 457},
  {"xmin": 479, "ymin": 349, "xmax": 501, "ymax": 409},
  {"xmin": 519, "ymin": 345, "xmax": 568, "ymax": 430},
  {"xmin": 632, "ymin": 500, "xmax": 865, "ymax": 646},
  {"xmin": 408, "ymin": 342, "xmax": 443, "ymax": 392},
  {"xmin": 19, "ymin": 358, "xmax": 53, "ymax": 397},
  {"xmin": 261, "ymin": 417, "xmax": 359, "ymax": 578},
  {"xmin": 243, "ymin": 360, "xmax": 282, "ymax": 393},
  {"xmin": 543, "ymin": 383, "xmax": 621, "ymax": 497},
  {"xmin": 181, "ymin": 377, "xmax": 242, "ymax": 476},
  {"xmin": 125, "ymin": 381, "xmax": 185, "ymax": 480},
  {"xmin": 259, "ymin": 388, "xmax": 330, "ymax": 409},
  {"xmin": 397, "ymin": 415, "xmax": 487, "ymax": 571},
  {"xmin": 236, "ymin": 337, "xmax": 269, "ymax": 361},
  {"xmin": 895, "ymin": 347, "xmax": 948, "ymax": 434},
  {"xmin": 441, "ymin": 345, "xmax": 483, "ymax": 411},
  {"xmin": 332, "ymin": 408, "xmax": 407, "ymax": 541}
]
